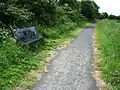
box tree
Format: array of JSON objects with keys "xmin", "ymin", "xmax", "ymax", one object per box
[
  {"xmin": 99, "ymin": 12, "xmax": 108, "ymax": 19},
  {"xmin": 108, "ymin": 14, "xmax": 119, "ymax": 20},
  {"xmin": 81, "ymin": 1, "xmax": 99, "ymax": 20}
]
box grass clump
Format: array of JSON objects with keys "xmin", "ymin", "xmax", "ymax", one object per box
[{"xmin": 95, "ymin": 19, "xmax": 120, "ymax": 90}]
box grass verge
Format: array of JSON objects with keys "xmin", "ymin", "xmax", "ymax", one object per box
[
  {"xmin": 95, "ymin": 19, "xmax": 120, "ymax": 90},
  {"xmin": 93, "ymin": 27, "xmax": 108, "ymax": 90}
]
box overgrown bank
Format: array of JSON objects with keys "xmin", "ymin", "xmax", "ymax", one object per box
[
  {"xmin": 0, "ymin": 21, "xmax": 87, "ymax": 90},
  {"xmin": 95, "ymin": 19, "xmax": 120, "ymax": 90},
  {"xmin": 0, "ymin": 0, "xmax": 99, "ymax": 90}
]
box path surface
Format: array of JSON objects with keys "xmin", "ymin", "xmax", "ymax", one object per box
[{"xmin": 32, "ymin": 24, "xmax": 98, "ymax": 90}]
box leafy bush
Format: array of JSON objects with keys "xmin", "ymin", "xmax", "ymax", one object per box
[
  {"xmin": 6, "ymin": 5, "xmax": 33, "ymax": 26},
  {"xmin": 29, "ymin": 0, "xmax": 57, "ymax": 26},
  {"xmin": 0, "ymin": 41, "xmax": 36, "ymax": 90},
  {"xmin": 56, "ymin": 4, "xmax": 86, "ymax": 26},
  {"xmin": 0, "ymin": 0, "xmax": 57, "ymax": 26}
]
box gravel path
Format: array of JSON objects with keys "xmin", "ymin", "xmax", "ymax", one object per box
[{"xmin": 32, "ymin": 24, "xmax": 98, "ymax": 90}]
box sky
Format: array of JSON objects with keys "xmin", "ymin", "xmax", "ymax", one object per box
[{"xmin": 94, "ymin": 0, "xmax": 120, "ymax": 16}]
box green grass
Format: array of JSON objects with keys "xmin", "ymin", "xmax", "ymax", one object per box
[
  {"xmin": 95, "ymin": 19, "xmax": 120, "ymax": 90},
  {"xmin": 0, "ymin": 21, "xmax": 87, "ymax": 90}
]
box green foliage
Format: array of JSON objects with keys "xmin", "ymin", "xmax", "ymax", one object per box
[
  {"xmin": 0, "ymin": 0, "xmax": 98, "ymax": 27},
  {"xmin": 56, "ymin": 4, "xmax": 86, "ymax": 26},
  {"xmin": 96, "ymin": 19, "xmax": 120, "ymax": 90},
  {"xmin": 58, "ymin": 0, "xmax": 79, "ymax": 10},
  {"xmin": 0, "ymin": 0, "xmax": 57, "ymax": 26},
  {"xmin": 81, "ymin": 1, "xmax": 99, "ymax": 20},
  {"xmin": 0, "ymin": 28, "xmax": 9, "ymax": 42},
  {"xmin": 0, "ymin": 3, "xmax": 33, "ymax": 26},
  {"xmin": 99, "ymin": 12, "xmax": 108, "ymax": 19},
  {"xmin": 0, "ymin": 40, "xmax": 42, "ymax": 90},
  {"xmin": 6, "ymin": 5, "xmax": 33, "ymax": 26},
  {"xmin": 29, "ymin": 0, "xmax": 57, "ymax": 26}
]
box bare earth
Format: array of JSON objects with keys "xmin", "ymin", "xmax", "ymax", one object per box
[{"xmin": 32, "ymin": 24, "xmax": 98, "ymax": 90}]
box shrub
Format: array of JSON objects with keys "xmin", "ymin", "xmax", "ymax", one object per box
[{"xmin": 6, "ymin": 5, "xmax": 33, "ymax": 26}]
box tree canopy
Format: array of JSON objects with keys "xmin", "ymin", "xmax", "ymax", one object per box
[
  {"xmin": 81, "ymin": 1, "xmax": 99, "ymax": 20},
  {"xmin": 0, "ymin": 0, "xmax": 99, "ymax": 27}
]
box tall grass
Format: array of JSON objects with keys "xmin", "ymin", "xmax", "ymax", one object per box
[{"xmin": 96, "ymin": 19, "xmax": 120, "ymax": 90}]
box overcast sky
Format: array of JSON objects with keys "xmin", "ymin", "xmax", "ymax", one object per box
[{"xmin": 94, "ymin": 0, "xmax": 120, "ymax": 16}]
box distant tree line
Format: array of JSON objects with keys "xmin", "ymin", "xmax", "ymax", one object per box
[{"xmin": 99, "ymin": 12, "xmax": 120, "ymax": 20}]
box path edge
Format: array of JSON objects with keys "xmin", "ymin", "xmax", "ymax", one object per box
[{"xmin": 92, "ymin": 25, "xmax": 109, "ymax": 90}]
